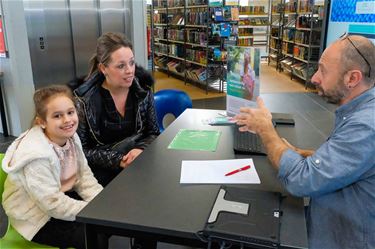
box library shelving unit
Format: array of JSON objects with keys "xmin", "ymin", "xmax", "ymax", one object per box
[
  {"xmin": 268, "ymin": 0, "xmax": 283, "ymax": 70},
  {"xmin": 152, "ymin": 0, "xmax": 274, "ymax": 93},
  {"xmin": 269, "ymin": 0, "xmax": 324, "ymax": 87},
  {"xmin": 279, "ymin": 0, "xmax": 298, "ymax": 75},
  {"xmin": 152, "ymin": 0, "xmax": 225, "ymax": 93},
  {"xmin": 238, "ymin": 1, "xmax": 270, "ymax": 59},
  {"xmin": 292, "ymin": 0, "xmax": 324, "ymax": 87}
]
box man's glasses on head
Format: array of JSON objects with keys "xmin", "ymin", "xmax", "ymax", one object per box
[{"xmin": 339, "ymin": 33, "xmax": 371, "ymax": 78}]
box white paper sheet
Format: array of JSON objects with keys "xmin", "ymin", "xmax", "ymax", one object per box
[{"xmin": 180, "ymin": 159, "xmax": 261, "ymax": 184}]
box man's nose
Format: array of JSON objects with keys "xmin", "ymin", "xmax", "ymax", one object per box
[{"xmin": 310, "ymin": 72, "xmax": 319, "ymax": 85}]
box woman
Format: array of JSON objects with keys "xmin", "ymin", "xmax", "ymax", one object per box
[{"xmin": 74, "ymin": 32, "xmax": 160, "ymax": 187}]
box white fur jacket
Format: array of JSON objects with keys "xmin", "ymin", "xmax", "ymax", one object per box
[{"xmin": 1, "ymin": 126, "xmax": 103, "ymax": 240}]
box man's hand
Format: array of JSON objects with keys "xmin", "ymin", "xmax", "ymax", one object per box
[
  {"xmin": 234, "ymin": 97, "xmax": 273, "ymax": 133},
  {"xmin": 120, "ymin": 148, "xmax": 143, "ymax": 168}
]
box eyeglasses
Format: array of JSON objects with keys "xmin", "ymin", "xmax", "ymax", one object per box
[{"xmin": 340, "ymin": 33, "xmax": 371, "ymax": 78}]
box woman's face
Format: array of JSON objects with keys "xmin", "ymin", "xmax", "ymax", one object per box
[{"xmin": 101, "ymin": 46, "xmax": 135, "ymax": 89}]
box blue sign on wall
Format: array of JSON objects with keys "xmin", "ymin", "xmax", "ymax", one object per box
[{"xmin": 331, "ymin": 0, "xmax": 375, "ymax": 23}]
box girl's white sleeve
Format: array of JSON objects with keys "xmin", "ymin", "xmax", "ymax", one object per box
[{"xmin": 23, "ymin": 159, "xmax": 87, "ymax": 221}]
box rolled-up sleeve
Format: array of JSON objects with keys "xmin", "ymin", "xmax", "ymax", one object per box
[{"xmin": 278, "ymin": 119, "xmax": 375, "ymax": 198}]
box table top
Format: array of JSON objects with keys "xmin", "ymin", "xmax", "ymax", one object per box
[{"xmin": 77, "ymin": 93, "xmax": 335, "ymax": 249}]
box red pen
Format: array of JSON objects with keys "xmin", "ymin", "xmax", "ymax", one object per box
[{"xmin": 225, "ymin": 165, "xmax": 251, "ymax": 176}]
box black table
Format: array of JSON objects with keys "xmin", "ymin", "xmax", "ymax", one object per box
[{"xmin": 77, "ymin": 93, "xmax": 335, "ymax": 249}]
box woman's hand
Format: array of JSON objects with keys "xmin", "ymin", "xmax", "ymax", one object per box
[{"xmin": 119, "ymin": 148, "xmax": 143, "ymax": 168}]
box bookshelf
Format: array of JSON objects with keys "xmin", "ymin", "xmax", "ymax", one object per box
[
  {"xmin": 269, "ymin": 0, "xmax": 324, "ymax": 87},
  {"xmin": 238, "ymin": 1, "xmax": 270, "ymax": 58},
  {"xmin": 152, "ymin": 0, "xmax": 272, "ymax": 92},
  {"xmin": 269, "ymin": 0, "xmax": 283, "ymax": 70},
  {"xmin": 152, "ymin": 0, "xmax": 224, "ymax": 93}
]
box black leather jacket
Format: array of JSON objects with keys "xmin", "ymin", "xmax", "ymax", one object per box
[{"xmin": 73, "ymin": 70, "xmax": 160, "ymax": 172}]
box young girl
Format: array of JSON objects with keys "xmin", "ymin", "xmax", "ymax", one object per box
[{"xmin": 1, "ymin": 85, "xmax": 103, "ymax": 249}]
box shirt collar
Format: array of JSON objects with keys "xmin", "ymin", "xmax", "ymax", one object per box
[{"xmin": 335, "ymin": 87, "xmax": 375, "ymax": 118}]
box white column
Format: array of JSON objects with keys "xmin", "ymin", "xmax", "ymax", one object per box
[{"xmin": 1, "ymin": 0, "xmax": 35, "ymax": 136}]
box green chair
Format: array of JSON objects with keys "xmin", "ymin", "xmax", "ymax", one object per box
[{"xmin": 0, "ymin": 153, "xmax": 58, "ymax": 248}]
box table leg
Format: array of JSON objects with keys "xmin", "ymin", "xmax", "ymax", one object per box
[{"xmin": 84, "ymin": 224, "xmax": 100, "ymax": 249}]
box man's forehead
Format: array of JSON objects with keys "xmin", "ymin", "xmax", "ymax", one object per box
[{"xmin": 321, "ymin": 43, "xmax": 342, "ymax": 63}]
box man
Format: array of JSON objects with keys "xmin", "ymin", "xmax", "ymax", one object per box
[{"xmin": 234, "ymin": 35, "xmax": 375, "ymax": 249}]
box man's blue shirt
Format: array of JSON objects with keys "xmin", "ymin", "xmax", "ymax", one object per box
[{"xmin": 279, "ymin": 88, "xmax": 375, "ymax": 249}]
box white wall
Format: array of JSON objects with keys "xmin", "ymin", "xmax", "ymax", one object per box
[
  {"xmin": 1, "ymin": 0, "xmax": 35, "ymax": 136},
  {"xmin": 131, "ymin": 0, "xmax": 148, "ymax": 68}
]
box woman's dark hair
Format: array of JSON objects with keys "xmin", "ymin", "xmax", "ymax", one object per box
[
  {"xmin": 32, "ymin": 85, "xmax": 75, "ymax": 126},
  {"xmin": 86, "ymin": 32, "xmax": 133, "ymax": 80}
]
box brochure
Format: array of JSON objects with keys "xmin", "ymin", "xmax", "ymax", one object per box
[{"xmin": 226, "ymin": 46, "xmax": 260, "ymax": 116}]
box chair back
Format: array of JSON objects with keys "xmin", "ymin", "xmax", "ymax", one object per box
[{"xmin": 154, "ymin": 89, "xmax": 192, "ymax": 132}]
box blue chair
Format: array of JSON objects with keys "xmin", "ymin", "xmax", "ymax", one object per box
[{"xmin": 154, "ymin": 89, "xmax": 192, "ymax": 132}]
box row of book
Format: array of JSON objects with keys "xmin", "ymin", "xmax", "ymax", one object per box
[
  {"xmin": 186, "ymin": 48, "xmax": 207, "ymax": 64},
  {"xmin": 154, "ymin": 43, "xmax": 169, "ymax": 54},
  {"xmin": 292, "ymin": 63, "xmax": 317, "ymax": 79},
  {"xmin": 186, "ymin": 30, "xmax": 207, "ymax": 45},
  {"xmin": 154, "ymin": 13, "xmax": 167, "ymax": 24},
  {"xmin": 186, "ymin": 11, "xmax": 207, "ymax": 26},
  {"xmin": 295, "ymin": 30, "xmax": 320, "ymax": 45},
  {"xmin": 187, "ymin": 0, "xmax": 207, "ymax": 6},
  {"xmin": 168, "ymin": 29, "xmax": 185, "ymax": 41},
  {"xmin": 280, "ymin": 58, "xmax": 316, "ymax": 79},
  {"xmin": 296, "ymin": 16, "xmax": 322, "ymax": 29},
  {"xmin": 237, "ymin": 37, "xmax": 253, "ymax": 46},
  {"xmin": 271, "ymin": 27, "xmax": 280, "ymax": 37},
  {"xmin": 282, "ymin": 42, "xmax": 294, "ymax": 54},
  {"xmin": 154, "ymin": 27, "xmax": 167, "ymax": 39},
  {"xmin": 170, "ymin": 13, "xmax": 185, "ymax": 25},
  {"xmin": 293, "ymin": 46, "xmax": 319, "ymax": 60},
  {"xmin": 154, "ymin": 55, "xmax": 219, "ymax": 83},
  {"xmin": 298, "ymin": 0, "xmax": 314, "ymax": 13},
  {"xmin": 238, "ymin": 27, "xmax": 253, "ymax": 36},
  {"xmin": 154, "ymin": 27, "xmax": 208, "ymax": 45},
  {"xmin": 238, "ymin": 17, "xmax": 268, "ymax": 26},
  {"xmin": 285, "ymin": 0, "xmax": 298, "ymax": 13},
  {"xmin": 238, "ymin": 6, "xmax": 266, "ymax": 14},
  {"xmin": 270, "ymin": 39, "xmax": 281, "ymax": 49},
  {"xmin": 283, "ymin": 29, "xmax": 295, "ymax": 41}
]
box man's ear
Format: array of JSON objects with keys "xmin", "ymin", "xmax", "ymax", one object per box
[{"xmin": 346, "ymin": 70, "xmax": 362, "ymax": 89}]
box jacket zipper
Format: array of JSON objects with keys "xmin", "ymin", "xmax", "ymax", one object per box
[{"xmin": 74, "ymin": 93, "xmax": 104, "ymax": 146}]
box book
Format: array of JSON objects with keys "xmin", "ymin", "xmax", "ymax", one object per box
[
  {"xmin": 231, "ymin": 7, "xmax": 239, "ymax": 21},
  {"xmin": 214, "ymin": 7, "xmax": 224, "ymax": 21}
]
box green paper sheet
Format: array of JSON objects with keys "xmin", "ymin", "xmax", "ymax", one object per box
[{"xmin": 168, "ymin": 129, "xmax": 221, "ymax": 152}]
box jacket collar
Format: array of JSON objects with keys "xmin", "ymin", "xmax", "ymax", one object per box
[{"xmin": 74, "ymin": 71, "xmax": 148, "ymax": 99}]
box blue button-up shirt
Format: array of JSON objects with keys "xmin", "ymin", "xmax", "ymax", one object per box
[{"xmin": 279, "ymin": 88, "xmax": 375, "ymax": 249}]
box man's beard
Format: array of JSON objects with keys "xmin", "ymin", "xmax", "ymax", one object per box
[{"xmin": 317, "ymin": 76, "xmax": 349, "ymax": 104}]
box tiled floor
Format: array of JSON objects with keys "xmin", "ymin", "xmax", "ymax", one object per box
[{"xmin": 154, "ymin": 63, "xmax": 315, "ymax": 101}]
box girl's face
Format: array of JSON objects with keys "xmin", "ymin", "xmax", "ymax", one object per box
[
  {"xmin": 100, "ymin": 46, "xmax": 135, "ymax": 89},
  {"xmin": 40, "ymin": 95, "xmax": 78, "ymax": 146}
]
